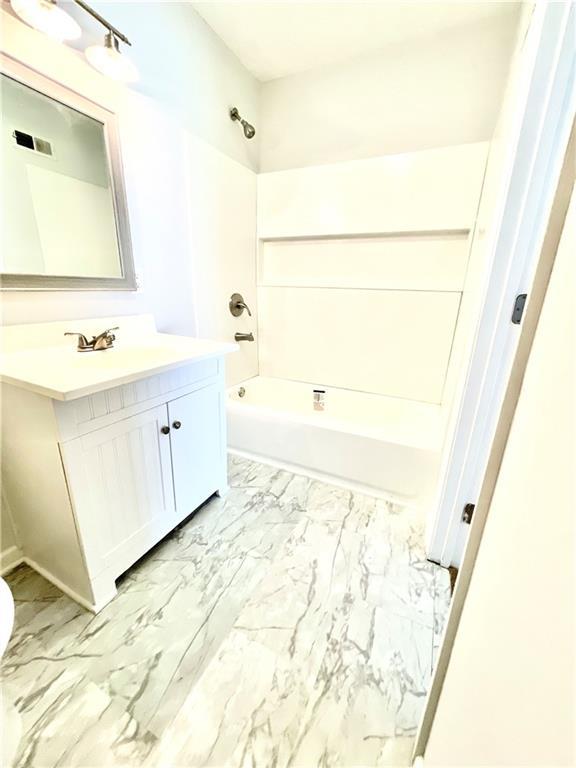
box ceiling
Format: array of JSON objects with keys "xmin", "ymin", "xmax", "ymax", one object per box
[{"xmin": 191, "ymin": 1, "xmax": 521, "ymax": 82}]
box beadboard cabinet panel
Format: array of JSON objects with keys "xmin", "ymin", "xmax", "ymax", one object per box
[
  {"xmin": 54, "ymin": 359, "xmax": 220, "ymax": 441},
  {"xmin": 169, "ymin": 384, "xmax": 222, "ymax": 518},
  {"xmin": 61, "ymin": 404, "xmax": 176, "ymax": 584}
]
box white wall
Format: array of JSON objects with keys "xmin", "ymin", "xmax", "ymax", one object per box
[
  {"xmin": 425, "ymin": 183, "xmax": 575, "ymax": 766},
  {"xmin": 187, "ymin": 134, "xmax": 258, "ymax": 386},
  {"xmin": 64, "ymin": 1, "xmax": 261, "ymax": 172},
  {"xmin": 256, "ymin": 143, "xmax": 488, "ymax": 404},
  {"xmin": 1, "ymin": 491, "xmax": 22, "ymax": 574},
  {"xmin": 260, "ymin": 13, "xmax": 520, "ymax": 172},
  {"xmin": 0, "ymin": 9, "xmax": 259, "ymax": 343}
]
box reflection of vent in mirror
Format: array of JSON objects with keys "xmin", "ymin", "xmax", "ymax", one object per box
[
  {"xmin": 13, "ymin": 130, "xmax": 33, "ymax": 149},
  {"xmin": 2, "ymin": 65, "xmax": 134, "ymax": 288},
  {"xmin": 13, "ymin": 130, "xmax": 53, "ymax": 156},
  {"xmin": 34, "ymin": 137, "xmax": 52, "ymax": 156}
]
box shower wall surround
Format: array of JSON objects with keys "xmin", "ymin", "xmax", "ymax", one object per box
[{"xmin": 256, "ymin": 142, "xmax": 489, "ymax": 405}]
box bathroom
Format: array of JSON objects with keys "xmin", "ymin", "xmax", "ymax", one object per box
[{"xmin": 1, "ymin": 2, "xmax": 574, "ymax": 766}]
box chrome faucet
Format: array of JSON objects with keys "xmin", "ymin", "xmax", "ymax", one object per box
[{"xmin": 65, "ymin": 327, "xmax": 118, "ymax": 352}]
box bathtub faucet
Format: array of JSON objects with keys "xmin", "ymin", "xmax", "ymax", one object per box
[{"xmin": 234, "ymin": 332, "xmax": 254, "ymax": 342}]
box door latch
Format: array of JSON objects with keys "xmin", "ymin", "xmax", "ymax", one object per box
[
  {"xmin": 462, "ymin": 503, "xmax": 475, "ymax": 525},
  {"xmin": 511, "ymin": 294, "xmax": 527, "ymax": 324}
]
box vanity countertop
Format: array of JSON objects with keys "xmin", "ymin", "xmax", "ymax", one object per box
[{"xmin": 0, "ymin": 333, "xmax": 238, "ymax": 401}]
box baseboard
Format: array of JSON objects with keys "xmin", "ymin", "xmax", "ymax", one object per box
[
  {"xmin": 22, "ymin": 557, "xmax": 98, "ymax": 613},
  {"xmin": 228, "ymin": 448, "xmax": 419, "ymax": 509},
  {"xmin": 0, "ymin": 546, "xmax": 24, "ymax": 577}
]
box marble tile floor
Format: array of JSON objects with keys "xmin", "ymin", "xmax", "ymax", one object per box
[{"xmin": 2, "ymin": 455, "xmax": 451, "ymax": 768}]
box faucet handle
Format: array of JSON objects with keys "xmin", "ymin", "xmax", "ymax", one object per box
[
  {"xmin": 64, "ymin": 332, "xmax": 91, "ymax": 350},
  {"xmin": 92, "ymin": 327, "xmax": 119, "ymax": 350},
  {"xmin": 229, "ymin": 293, "xmax": 252, "ymax": 317},
  {"xmin": 97, "ymin": 326, "xmax": 119, "ymax": 340}
]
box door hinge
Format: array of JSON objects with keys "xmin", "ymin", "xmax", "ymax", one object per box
[
  {"xmin": 511, "ymin": 293, "xmax": 527, "ymax": 324},
  {"xmin": 462, "ymin": 503, "xmax": 475, "ymax": 525}
]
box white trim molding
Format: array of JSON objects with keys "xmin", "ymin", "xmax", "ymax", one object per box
[{"xmin": 0, "ymin": 545, "xmax": 24, "ymax": 576}]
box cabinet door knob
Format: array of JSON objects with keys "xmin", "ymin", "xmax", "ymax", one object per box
[
  {"xmin": 161, "ymin": 426, "xmax": 170, "ymax": 435},
  {"xmin": 172, "ymin": 420, "xmax": 182, "ymax": 430}
]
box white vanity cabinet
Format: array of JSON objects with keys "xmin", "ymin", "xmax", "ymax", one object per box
[
  {"xmin": 1, "ymin": 317, "xmax": 235, "ymax": 612},
  {"xmin": 60, "ymin": 380, "xmax": 224, "ymax": 597}
]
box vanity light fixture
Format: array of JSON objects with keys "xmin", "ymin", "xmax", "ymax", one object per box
[
  {"xmin": 85, "ymin": 31, "xmax": 138, "ymax": 83},
  {"xmin": 10, "ymin": 0, "xmax": 81, "ymax": 41},
  {"xmin": 73, "ymin": 0, "xmax": 138, "ymax": 83},
  {"xmin": 10, "ymin": 0, "xmax": 138, "ymax": 83}
]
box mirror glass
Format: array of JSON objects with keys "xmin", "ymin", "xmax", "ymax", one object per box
[{"xmin": 1, "ymin": 73, "xmax": 125, "ymax": 282}]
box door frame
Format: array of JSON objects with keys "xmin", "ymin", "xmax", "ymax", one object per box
[{"xmin": 427, "ymin": 1, "xmax": 576, "ymax": 567}]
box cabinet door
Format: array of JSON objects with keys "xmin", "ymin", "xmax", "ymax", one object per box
[
  {"xmin": 168, "ymin": 383, "xmax": 222, "ymax": 518},
  {"xmin": 61, "ymin": 404, "xmax": 176, "ymax": 577}
]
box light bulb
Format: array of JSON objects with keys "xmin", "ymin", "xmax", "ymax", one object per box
[
  {"xmin": 85, "ymin": 32, "xmax": 138, "ymax": 83},
  {"xmin": 10, "ymin": 0, "xmax": 81, "ymax": 41}
]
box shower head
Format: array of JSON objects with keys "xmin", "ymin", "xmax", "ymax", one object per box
[
  {"xmin": 243, "ymin": 121, "xmax": 256, "ymax": 139},
  {"xmin": 230, "ymin": 107, "xmax": 256, "ymax": 140}
]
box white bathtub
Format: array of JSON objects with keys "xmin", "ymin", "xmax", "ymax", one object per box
[{"xmin": 227, "ymin": 376, "xmax": 444, "ymax": 501}]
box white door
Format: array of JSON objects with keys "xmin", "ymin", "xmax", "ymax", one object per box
[
  {"xmin": 168, "ymin": 383, "xmax": 222, "ymax": 519},
  {"xmin": 61, "ymin": 404, "xmax": 176, "ymax": 577}
]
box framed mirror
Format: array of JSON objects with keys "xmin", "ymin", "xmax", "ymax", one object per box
[{"xmin": 1, "ymin": 55, "xmax": 135, "ymax": 290}]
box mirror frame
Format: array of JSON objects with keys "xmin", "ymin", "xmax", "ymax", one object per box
[{"xmin": 1, "ymin": 54, "xmax": 136, "ymax": 291}]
